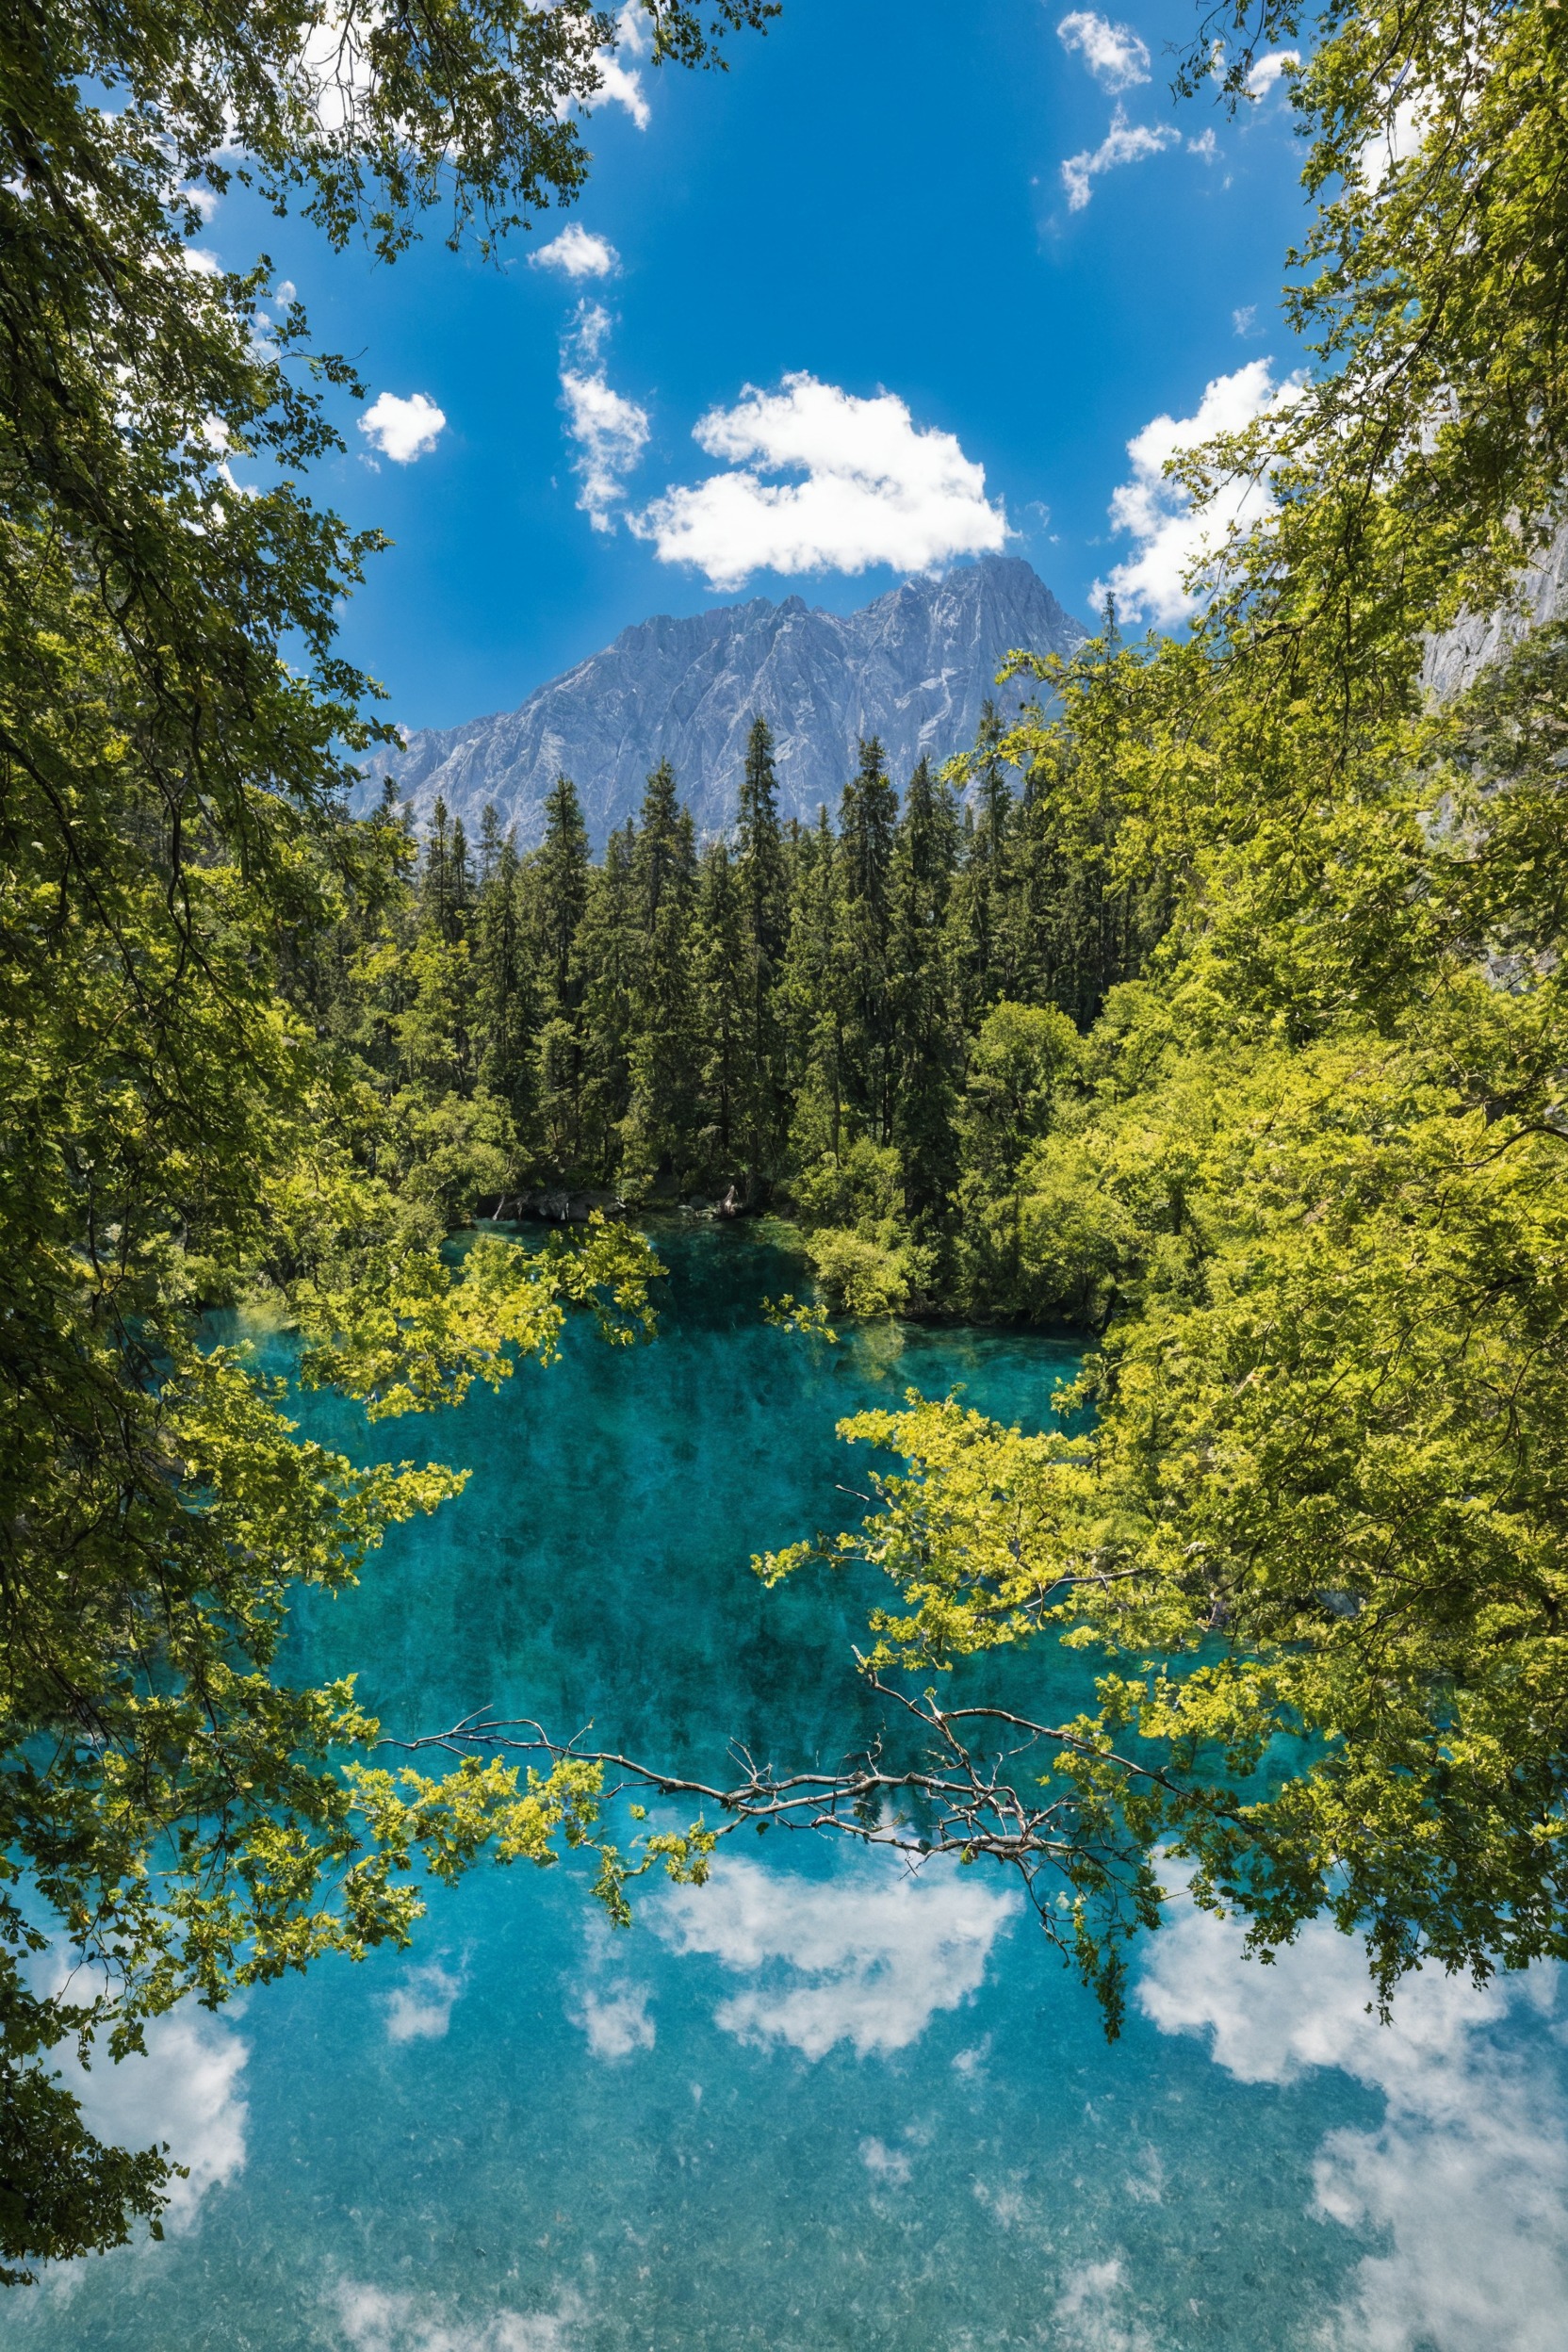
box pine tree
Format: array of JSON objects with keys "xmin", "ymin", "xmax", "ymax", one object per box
[
  {"xmin": 622, "ymin": 764, "xmax": 702, "ymax": 1191},
  {"xmin": 570, "ymin": 821, "xmax": 640, "ymax": 1183},
  {"xmin": 694, "ymin": 837, "xmax": 748, "ymax": 1181},
  {"xmin": 473, "ymin": 809, "xmax": 533, "ymax": 1132},
  {"xmin": 950, "ymin": 702, "xmax": 1023, "ymax": 1024},
  {"xmin": 734, "ymin": 715, "xmax": 791, "ymax": 1192},
  {"xmin": 526, "ymin": 776, "xmax": 591, "ymax": 1023},
  {"xmin": 396, "ymin": 798, "xmax": 473, "ymax": 1091},
  {"xmin": 449, "ymin": 816, "xmax": 475, "ymax": 941},
  {"xmin": 522, "ymin": 776, "xmax": 593, "ymax": 1176},
  {"xmin": 836, "ymin": 738, "xmax": 899, "ymax": 1144},
  {"xmin": 477, "ymin": 803, "xmax": 505, "ymax": 888},
  {"xmin": 420, "ymin": 797, "xmax": 455, "ymax": 943},
  {"xmin": 780, "ymin": 806, "xmax": 847, "ymax": 1168},
  {"xmin": 890, "ymin": 757, "xmax": 962, "ymax": 1228}
]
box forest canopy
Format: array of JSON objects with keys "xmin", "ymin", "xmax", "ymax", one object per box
[{"xmin": 2, "ymin": 0, "xmax": 1566, "ymax": 2280}]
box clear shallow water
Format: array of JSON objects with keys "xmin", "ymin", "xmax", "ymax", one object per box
[{"xmin": 9, "ymin": 1226, "xmax": 1568, "ymax": 2351}]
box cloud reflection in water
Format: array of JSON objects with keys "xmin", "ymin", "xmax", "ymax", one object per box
[
  {"xmin": 1139, "ymin": 1897, "xmax": 1568, "ymax": 2352},
  {"xmin": 651, "ymin": 1851, "xmax": 1021, "ymax": 2059}
]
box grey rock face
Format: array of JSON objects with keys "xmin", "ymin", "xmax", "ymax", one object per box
[
  {"xmin": 1422, "ymin": 517, "xmax": 1568, "ymax": 700},
  {"xmin": 358, "ymin": 557, "xmax": 1088, "ymax": 846}
]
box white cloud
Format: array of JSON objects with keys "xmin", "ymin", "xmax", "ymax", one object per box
[
  {"xmin": 566, "ymin": 299, "xmax": 612, "ymax": 364},
  {"xmin": 1245, "ymin": 48, "xmax": 1299, "ymax": 98},
  {"xmin": 1362, "ymin": 90, "xmax": 1428, "ymax": 189},
  {"xmin": 62, "ymin": 2002, "xmax": 249, "ymax": 2231},
  {"xmin": 329, "ymin": 2279, "xmax": 587, "ymax": 2352},
  {"xmin": 181, "ymin": 245, "xmax": 223, "ymax": 276},
  {"xmin": 1060, "ymin": 106, "xmax": 1181, "ymax": 211},
  {"xmin": 560, "ymin": 366, "xmax": 650, "ymax": 531},
  {"xmin": 1139, "ymin": 1898, "xmax": 1568, "ymax": 2352},
  {"xmin": 383, "ymin": 1959, "xmax": 464, "ymax": 2045},
  {"xmin": 177, "ymin": 185, "xmax": 220, "ymax": 221},
  {"xmin": 633, "ymin": 373, "xmax": 1007, "ymax": 591},
  {"xmin": 359, "ymin": 391, "xmax": 447, "ymax": 465},
  {"xmin": 1187, "ymin": 126, "xmax": 1217, "ymax": 162},
  {"xmin": 1232, "ymin": 302, "xmax": 1259, "ymax": 336},
  {"xmin": 1097, "ymin": 358, "xmax": 1298, "ymax": 623},
  {"xmin": 1055, "ymin": 11, "xmax": 1152, "ymax": 91},
  {"xmin": 595, "ymin": 2, "xmax": 651, "ymax": 129},
  {"xmin": 572, "ymin": 1983, "xmax": 656, "ymax": 2060},
  {"xmin": 274, "ymin": 278, "xmax": 297, "ymax": 304},
  {"xmin": 859, "ymin": 2135, "xmax": 912, "ymax": 2186},
  {"xmin": 952, "ymin": 2034, "xmax": 991, "ymax": 2078},
  {"xmin": 651, "ymin": 1852, "xmax": 1020, "ymax": 2058},
  {"xmin": 531, "ymin": 224, "xmax": 619, "ymax": 281},
  {"xmin": 1053, "ymin": 2258, "xmax": 1159, "ymax": 2352}
]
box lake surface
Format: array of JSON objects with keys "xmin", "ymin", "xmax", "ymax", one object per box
[{"xmin": 8, "ymin": 1224, "xmax": 1568, "ymax": 2350}]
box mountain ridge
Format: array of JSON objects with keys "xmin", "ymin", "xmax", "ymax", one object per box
[{"xmin": 359, "ymin": 556, "xmax": 1089, "ymax": 846}]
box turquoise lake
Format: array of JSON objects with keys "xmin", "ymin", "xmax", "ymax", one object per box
[{"xmin": 8, "ymin": 1224, "xmax": 1567, "ymax": 2350}]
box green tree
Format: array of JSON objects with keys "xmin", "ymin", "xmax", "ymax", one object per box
[
  {"xmin": 525, "ymin": 776, "xmax": 595, "ymax": 1179},
  {"xmin": 836, "ymin": 738, "xmax": 899, "ymax": 1144},
  {"xmin": 572, "ymin": 822, "xmax": 641, "ymax": 1184},
  {"xmin": 890, "ymin": 757, "xmax": 962, "ymax": 1233},
  {"xmin": 473, "ymin": 815, "xmax": 535, "ymax": 1141},
  {"xmin": 526, "ymin": 777, "xmax": 592, "ymax": 1023},
  {"xmin": 734, "ymin": 715, "xmax": 792, "ymax": 1191},
  {"xmin": 0, "ymin": 0, "xmax": 765, "ymax": 2272},
  {"xmin": 949, "ymin": 701, "xmax": 1024, "ymax": 1024},
  {"xmin": 622, "ymin": 763, "xmax": 702, "ymax": 1192},
  {"xmin": 952, "ymin": 999, "xmax": 1083, "ymax": 1307},
  {"xmin": 780, "ymin": 807, "xmax": 849, "ymax": 1169},
  {"xmin": 694, "ymin": 836, "xmax": 749, "ymax": 1181}
]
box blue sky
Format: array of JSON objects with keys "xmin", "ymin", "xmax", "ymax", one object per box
[{"xmin": 214, "ymin": 0, "xmax": 1314, "ymax": 732}]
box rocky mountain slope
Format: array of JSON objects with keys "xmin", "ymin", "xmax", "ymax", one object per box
[
  {"xmin": 359, "ymin": 556, "xmax": 1088, "ymax": 846},
  {"xmin": 1422, "ymin": 516, "xmax": 1568, "ymax": 699}
]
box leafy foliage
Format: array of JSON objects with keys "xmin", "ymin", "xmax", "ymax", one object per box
[
  {"xmin": 1, "ymin": 0, "xmax": 765, "ymax": 2282},
  {"xmin": 453, "ymin": 0, "xmax": 1568, "ymax": 2033}
]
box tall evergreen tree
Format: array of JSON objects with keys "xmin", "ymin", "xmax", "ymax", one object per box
[
  {"xmin": 473, "ymin": 810, "xmax": 533, "ymax": 1129},
  {"xmin": 525, "ymin": 777, "xmax": 594, "ymax": 1175},
  {"xmin": 449, "ymin": 816, "xmax": 475, "ymax": 940},
  {"xmin": 526, "ymin": 776, "xmax": 592, "ymax": 1022},
  {"xmin": 780, "ymin": 806, "xmax": 848, "ymax": 1168},
  {"xmin": 694, "ymin": 837, "xmax": 748, "ymax": 1180},
  {"xmin": 950, "ymin": 702, "xmax": 1023, "ymax": 1024},
  {"xmin": 735, "ymin": 715, "xmax": 791, "ymax": 1191},
  {"xmin": 571, "ymin": 820, "xmax": 640, "ymax": 1183},
  {"xmin": 836, "ymin": 738, "xmax": 899, "ymax": 1144},
  {"xmin": 477, "ymin": 803, "xmax": 505, "ymax": 888},
  {"xmin": 890, "ymin": 758, "xmax": 962, "ymax": 1228},
  {"xmin": 623, "ymin": 764, "xmax": 702, "ymax": 1190}
]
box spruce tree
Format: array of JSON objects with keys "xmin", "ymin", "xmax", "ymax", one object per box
[
  {"xmin": 473, "ymin": 811, "xmax": 534, "ymax": 1133},
  {"xmin": 520, "ymin": 776, "xmax": 590, "ymax": 1175},
  {"xmin": 950, "ymin": 702, "xmax": 1023, "ymax": 1023},
  {"xmin": 694, "ymin": 837, "xmax": 748, "ymax": 1182},
  {"xmin": 449, "ymin": 816, "xmax": 475, "ymax": 941},
  {"xmin": 571, "ymin": 821, "xmax": 640, "ymax": 1184},
  {"xmin": 836, "ymin": 739, "xmax": 899, "ymax": 1144},
  {"xmin": 890, "ymin": 758, "xmax": 962, "ymax": 1228},
  {"xmin": 735, "ymin": 715, "xmax": 791, "ymax": 1192},
  {"xmin": 526, "ymin": 776, "xmax": 592, "ymax": 1023},
  {"xmin": 779, "ymin": 806, "xmax": 847, "ymax": 1168},
  {"xmin": 623, "ymin": 765, "xmax": 702, "ymax": 1191}
]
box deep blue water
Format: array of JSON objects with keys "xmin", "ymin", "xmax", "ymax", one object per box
[{"xmin": 8, "ymin": 1225, "xmax": 1567, "ymax": 2351}]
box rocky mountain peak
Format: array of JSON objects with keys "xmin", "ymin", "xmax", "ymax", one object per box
[{"xmin": 360, "ymin": 555, "xmax": 1089, "ymax": 848}]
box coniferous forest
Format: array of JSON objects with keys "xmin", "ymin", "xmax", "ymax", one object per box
[{"xmin": 329, "ymin": 693, "xmax": 1167, "ymax": 1318}]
